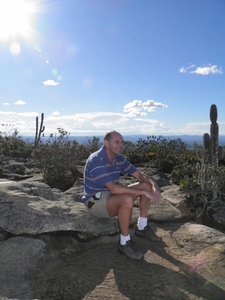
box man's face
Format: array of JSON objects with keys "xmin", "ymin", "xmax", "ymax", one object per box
[{"xmin": 105, "ymin": 132, "xmax": 124, "ymax": 156}]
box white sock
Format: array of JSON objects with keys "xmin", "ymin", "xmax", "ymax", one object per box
[
  {"xmin": 120, "ymin": 234, "xmax": 131, "ymax": 245},
  {"xmin": 137, "ymin": 217, "xmax": 147, "ymax": 230}
]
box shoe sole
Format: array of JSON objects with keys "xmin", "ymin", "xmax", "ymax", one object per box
[{"xmin": 118, "ymin": 248, "xmax": 143, "ymax": 261}]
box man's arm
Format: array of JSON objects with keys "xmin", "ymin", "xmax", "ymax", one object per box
[
  {"xmin": 131, "ymin": 169, "xmax": 161, "ymax": 203},
  {"xmin": 105, "ymin": 180, "xmax": 143, "ymax": 195},
  {"xmin": 104, "ymin": 169, "xmax": 161, "ymax": 203},
  {"xmin": 105, "ymin": 181, "xmax": 153, "ymax": 200},
  {"xmin": 131, "ymin": 170, "xmax": 159, "ymax": 189}
]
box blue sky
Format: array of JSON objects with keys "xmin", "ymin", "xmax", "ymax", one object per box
[{"xmin": 0, "ymin": 0, "xmax": 224, "ymax": 137}]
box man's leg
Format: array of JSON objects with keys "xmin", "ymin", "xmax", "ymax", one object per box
[
  {"xmin": 106, "ymin": 193, "xmax": 134, "ymax": 236},
  {"xmin": 105, "ymin": 182, "xmax": 152, "ymax": 234},
  {"xmin": 128, "ymin": 181, "xmax": 162, "ymax": 242},
  {"xmin": 106, "ymin": 194, "xmax": 144, "ymax": 260},
  {"xmin": 128, "ymin": 181, "xmax": 151, "ymax": 217}
]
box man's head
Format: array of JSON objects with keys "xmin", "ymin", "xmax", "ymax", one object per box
[
  {"xmin": 104, "ymin": 130, "xmax": 121, "ymax": 142},
  {"xmin": 104, "ymin": 131, "xmax": 124, "ymax": 159}
]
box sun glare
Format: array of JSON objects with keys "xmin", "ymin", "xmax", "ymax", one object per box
[{"xmin": 0, "ymin": 0, "xmax": 37, "ymax": 42}]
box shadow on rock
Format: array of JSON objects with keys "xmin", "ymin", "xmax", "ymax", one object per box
[{"xmin": 21, "ymin": 227, "xmax": 225, "ymax": 300}]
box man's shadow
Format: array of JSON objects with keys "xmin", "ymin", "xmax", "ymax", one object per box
[
  {"xmin": 113, "ymin": 222, "xmax": 225, "ymax": 300},
  {"xmin": 20, "ymin": 222, "xmax": 225, "ymax": 300}
]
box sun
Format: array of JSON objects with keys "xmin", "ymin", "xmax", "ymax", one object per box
[{"xmin": 0, "ymin": 0, "xmax": 37, "ymax": 42}]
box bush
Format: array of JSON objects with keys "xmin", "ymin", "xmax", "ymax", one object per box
[
  {"xmin": 0, "ymin": 129, "xmax": 33, "ymax": 159},
  {"xmin": 177, "ymin": 143, "xmax": 225, "ymax": 215},
  {"xmin": 34, "ymin": 128, "xmax": 89, "ymax": 191},
  {"xmin": 171, "ymin": 152, "xmax": 200, "ymax": 184},
  {"xmin": 84, "ymin": 136, "xmax": 102, "ymax": 153},
  {"xmin": 123, "ymin": 135, "xmax": 191, "ymax": 171}
]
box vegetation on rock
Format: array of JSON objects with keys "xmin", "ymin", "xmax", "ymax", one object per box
[{"xmin": 1, "ymin": 105, "xmax": 225, "ymax": 228}]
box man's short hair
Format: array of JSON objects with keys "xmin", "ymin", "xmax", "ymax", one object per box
[{"xmin": 104, "ymin": 130, "xmax": 120, "ymax": 141}]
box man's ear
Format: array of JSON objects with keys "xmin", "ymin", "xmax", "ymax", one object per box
[{"xmin": 104, "ymin": 140, "xmax": 109, "ymax": 147}]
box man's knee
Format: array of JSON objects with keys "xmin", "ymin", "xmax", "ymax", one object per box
[{"xmin": 122, "ymin": 194, "xmax": 134, "ymax": 209}]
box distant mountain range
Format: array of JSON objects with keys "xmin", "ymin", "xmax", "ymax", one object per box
[{"xmin": 21, "ymin": 135, "xmax": 225, "ymax": 148}]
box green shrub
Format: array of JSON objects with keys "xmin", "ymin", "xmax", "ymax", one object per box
[
  {"xmin": 178, "ymin": 143, "xmax": 225, "ymax": 212},
  {"xmin": 0, "ymin": 129, "xmax": 33, "ymax": 158},
  {"xmin": 33, "ymin": 128, "xmax": 89, "ymax": 191},
  {"xmin": 84, "ymin": 136, "xmax": 102, "ymax": 153},
  {"xmin": 123, "ymin": 135, "xmax": 191, "ymax": 172},
  {"xmin": 171, "ymin": 152, "xmax": 200, "ymax": 184}
]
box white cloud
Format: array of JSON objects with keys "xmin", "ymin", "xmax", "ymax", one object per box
[
  {"xmin": 2, "ymin": 109, "xmax": 225, "ymax": 136},
  {"xmin": 52, "ymin": 111, "xmax": 60, "ymax": 116},
  {"xmin": 176, "ymin": 122, "xmax": 211, "ymax": 135},
  {"xmin": 191, "ymin": 65, "xmax": 223, "ymax": 75},
  {"xmin": 14, "ymin": 100, "xmax": 26, "ymax": 105},
  {"xmin": 178, "ymin": 66, "xmax": 187, "ymax": 73},
  {"xmin": 0, "ymin": 111, "xmax": 37, "ymax": 117},
  {"xmin": 43, "ymin": 80, "xmax": 59, "ymax": 86},
  {"xmin": 179, "ymin": 64, "xmax": 223, "ymax": 75},
  {"xmin": 124, "ymin": 100, "xmax": 168, "ymax": 116},
  {"xmin": 18, "ymin": 112, "xmax": 38, "ymax": 116},
  {"xmin": 3, "ymin": 102, "xmax": 10, "ymax": 105}
]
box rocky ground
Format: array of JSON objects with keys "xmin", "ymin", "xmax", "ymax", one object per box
[
  {"xmin": 0, "ymin": 159, "xmax": 225, "ymax": 300},
  {"xmin": 1, "ymin": 220, "xmax": 225, "ymax": 300},
  {"xmin": 39, "ymin": 224, "xmax": 225, "ymax": 300}
]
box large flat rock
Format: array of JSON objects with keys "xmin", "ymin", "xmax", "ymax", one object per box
[{"xmin": 0, "ymin": 181, "xmax": 183, "ymax": 236}]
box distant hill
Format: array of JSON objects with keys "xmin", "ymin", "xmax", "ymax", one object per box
[{"xmin": 21, "ymin": 134, "xmax": 225, "ymax": 148}]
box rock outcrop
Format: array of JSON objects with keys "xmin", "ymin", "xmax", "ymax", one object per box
[
  {"xmin": 0, "ymin": 159, "xmax": 225, "ymax": 299},
  {"xmin": 0, "ymin": 180, "xmax": 183, "ymax": 237}
]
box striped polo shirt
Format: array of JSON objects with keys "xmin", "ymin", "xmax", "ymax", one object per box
[{"xmin": 81, "ymin": 146, "xmax": 137, "ymax": 204}]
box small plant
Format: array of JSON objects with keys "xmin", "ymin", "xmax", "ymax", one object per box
[{"xmin": 34, "ymin": 128, "xmax": 89, "ymax": 191}]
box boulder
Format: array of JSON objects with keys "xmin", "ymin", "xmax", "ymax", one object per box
[
  {"xmin": 2, "ymin": 157, "xmax": 34, "ymax": 180},
  {"xmin": 0, "ymin": 181, "xmax": 119, "ymax": 236},
  {"xmin": 172, "ymin": 223, "xmax": 225, "ymax": 289},
  {"xmin": 0, "ymin": 180, "xmax": 183, "ymax": 237}
]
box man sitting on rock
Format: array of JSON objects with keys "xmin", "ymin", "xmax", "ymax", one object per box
[{"xmin": 81, "ymin": 130, "xmax": 162, "ymax": 260}]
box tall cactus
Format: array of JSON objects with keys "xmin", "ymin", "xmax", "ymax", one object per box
[
  {"xmin": 203, "ymin": 105, "xmax": 220, "ymax": 165},
  {"xmin": 203, "ymin": 132, "xmax": 211, "ymax": 163},
  {"xmin": 34, "ymin": 113, "xmax": 45, "ymax": 147},
  {"xmin": 210, "ymin": 104, "xmax": 219, "ymax": 169},
  {"xmin": 203, "ymin": 104, "xmax": 220, "ymax": 201}
]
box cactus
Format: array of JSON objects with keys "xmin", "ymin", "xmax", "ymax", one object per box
[
  {"xmin": 210, "ymin": 104, "xmax": 219, "ymax": 168},
  {"xmin": 34, "ymin": 113, "xmax": 45, "ymax": 147},
  {"xmin": 203, "ymin": 133, "xmax": 211, "ymax": 163},
  {"xmin": 218, "ymin": 145, "xmax": 223, "ymax": 158},
  {"xmin": 203, "ymin": 104, "xmax": 221, "ymax": 166},
  {"xmin": 202, "ymin": 104, "xmax": 222, "ymax": 201}
]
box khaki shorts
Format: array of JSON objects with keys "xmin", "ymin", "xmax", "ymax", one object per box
[{"xmin": 86, "ymin": 191, "xmax": 111, "ymax": 218}]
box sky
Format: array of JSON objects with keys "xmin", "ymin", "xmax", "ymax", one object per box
[{"xmin": 0, "ymin": 0, "xmax": 225, "ymax": 138}]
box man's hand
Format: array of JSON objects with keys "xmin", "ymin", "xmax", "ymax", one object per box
[
  {"xmin": 142, "ymin": 182, "xmax": 161, "ymax": 204},
  {"xmin": 150, "ymin": 189, "xmax": 161, "ymax": 204},
  {"xmin": 151, "ymin": 182, "xmax": 161, "ymax": 204},
  {"xmin": 143, "ymin": 190, "xmax": 160, "ymax": 204},
  {"xmin": 131, "ymin": 170, "xmax": 161, "ymax": 204}
]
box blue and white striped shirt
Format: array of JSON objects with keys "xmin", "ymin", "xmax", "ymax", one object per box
[{"xmin": 81, "ymin": 146, "xmax": 137, "ymax": 204}]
